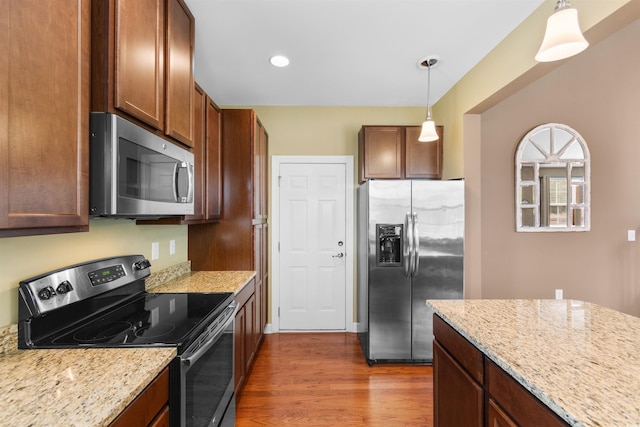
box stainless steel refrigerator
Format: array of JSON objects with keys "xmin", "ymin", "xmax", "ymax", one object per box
[{"xmin": 357, "ymin": 180, "xmax": 464, "ymax": 364}]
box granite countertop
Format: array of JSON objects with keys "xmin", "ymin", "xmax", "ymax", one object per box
[
  {"xmin": 427, "ymin": 299, "xmax": 640, "ymax": 427},
  {"xmin": 0, "ymin": 342, "xmax": 175, "ymax": 426},
  {"xmin": 148, "ymin": 270, "xmax": 256, "ymax": 294}
]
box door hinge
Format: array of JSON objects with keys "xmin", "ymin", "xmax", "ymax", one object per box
[
  {"xmin": 278, "ymin": 307, "xmax": 280, "ymax": 317},
  {"xmin": 278, "ymin": 241, "xmax": 280, "ymax": 251},
  {"xmin": 278, "ymin": 176, "xmax": 282, "ymax": 186}
]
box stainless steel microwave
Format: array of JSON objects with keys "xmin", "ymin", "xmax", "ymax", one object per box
[{"xmin": 89, "ymin": 112, "xmax": 194, "ymax": 218}]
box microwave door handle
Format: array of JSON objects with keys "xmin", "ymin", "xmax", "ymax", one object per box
[
  {"xmin": 186, "ymin": 162, "xmax": 194, "ymax": 203},
  {"xmin": 172, "ymin": 162, "xmax": 180, "ymax": 202},
  {"xmin": 173, "ymin": 162, "xmax": 193, "ymax": 203}
]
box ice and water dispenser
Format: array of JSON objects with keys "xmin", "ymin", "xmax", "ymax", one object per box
[{"xmin": 376, "ymin": 224, "xmax": 402, "ymax": 266}]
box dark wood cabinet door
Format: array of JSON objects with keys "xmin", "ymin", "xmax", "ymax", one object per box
[
  {"xmin": 114, "ymin": 0, "xmax": 165, "ymax": 131},
  {"xmin": 110, "ymin": 367, "xmax": 169, "ymax": 427},
  {"xmin": 186, "ymin": 83, "xmax": 206, "ymax": 222},
  {"xmin": 0, "ymin": 0, "xmax": 90, "ymax": 236},
  {"xmin": 434, "ymin": 341, "xmax": 483, "ymax": 427},
  {"xmin": 405, "ymin": 126, "xmax": 443, "ymax": 179},
  {"xmin": 253, "ymin": 120, "xmax": 268, "ymax": 220},
  {"xmin": 487, "ymin": 360, "xmax": 568, "ymax": 427},
  {"xmin": 245, "ymin": 293, "xmax": 256, "ymax": 369},
  {"xmin": 205, "ymin": 97, "xmax": 222, "ymax": 220},
  {"xmin": 165, "ymin": 0, "xmax": 194, "ymax": 147},
  {"xmin": 253, "ymin": 224, "xmax": 264, "ymax": 348},
  {"xmin": 234, "ymin": 304, "xmax": 246, "ymax": 393},
  {"xmin": 359, "ymin": 126, "xmax": 403, "ymax": 181}
]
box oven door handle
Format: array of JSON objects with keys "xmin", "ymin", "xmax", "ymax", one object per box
[{"xmin": 181, "ymin": 302, "xmax": 238, "ymax": 367}]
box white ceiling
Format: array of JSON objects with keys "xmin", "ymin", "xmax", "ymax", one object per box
[{"xmin": 184, "ymin": 0, "xmax": 545, "ymax": 107}]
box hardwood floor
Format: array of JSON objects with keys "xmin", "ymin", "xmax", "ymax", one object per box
[{"xmin": 236, "ymin": 333, "xmax": 434, "ymax": 426}]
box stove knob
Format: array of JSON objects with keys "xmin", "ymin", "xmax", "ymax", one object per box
[
  {"xmin": 133, "ymin": 259, "xmax": 152, "ymax": 271},
  {"xmin": 56, "ymin": 280, "xmax": 73, "ymax": 294},
  {"xmin": 38, "ymin": 286, "xmax": 56, "ymax": 300}
]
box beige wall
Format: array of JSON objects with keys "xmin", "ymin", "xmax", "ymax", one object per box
[
  {"xmin": 0, "ymin": 221, "xmax": 187, "ymax": 326},
  {"xmin": 479, "ymin": 19, "xmax": 640, "ymax": 315}
]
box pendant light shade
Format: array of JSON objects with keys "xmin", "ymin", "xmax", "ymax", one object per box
[
  {"xmin": 417, "ymin": 55, "xmax": 440, "ymax": 143},
  {"xmin": 419, "ymin": 119, "xmax": 438, "ymax": 142},
  {"xmin": 535, "ymin": 1, "xmax": 588, "ymax": 62}
]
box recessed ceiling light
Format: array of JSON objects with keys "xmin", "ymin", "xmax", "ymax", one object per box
[{"xmin": 269, "ymin": 55, "xmax": 290, "ymax": 67}]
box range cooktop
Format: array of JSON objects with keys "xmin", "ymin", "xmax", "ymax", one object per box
[{"xmin": 43, "ymin": 292, "xmax": 233, "ymax": 348}]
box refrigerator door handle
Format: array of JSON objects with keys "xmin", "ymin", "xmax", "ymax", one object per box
[
  {"xmin": 411, "ymin": 212, "xmax": 419, "ymax": 277},
  {"xmin": 403, "ymin": 212, "xmax": 412, "ymax": 277}
]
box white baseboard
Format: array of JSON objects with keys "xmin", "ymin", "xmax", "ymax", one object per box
[{"xmin": 263, "ymin": 322, "xmax": 357, "ymax": 334}]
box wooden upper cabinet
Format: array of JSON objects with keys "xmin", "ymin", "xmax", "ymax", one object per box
[
  {"xmin": 165, "ymin": 0, "xmax": 194, "ymax": 146},
  {"xmin": 173, "ymin": 83, "xmax": 220, "ymax": 224},
  {"xmin": 358, "ymin": 125, "xmax": 443, "ymax": 182},
  {"xmin": 187, "ymin": 83, "xmax": 206, "ymax": 222},
  {"xmin": 92, "ymin": 0, "xmax": 194, "ymax": 147},
  {"xmin": 0, "ymin": 0, "xmax": 90, "ymax": 237},
  {"xmin": 405, "ymin": 126, "xmax": 443, "ymax": 179},
  {"xmin": 253, "ymin": 120, "xmax": 268, "ymax": 220},
  {"xmin": 358, "ymin": 127, "xmax": 403, "ymax": 181},
  {"xmin": 204, "ymin": 97, "xmax": 222, "ymax": 220},
  {"xmin": 113, "ymin": 0, "xmax": 165, "ymax": 130}
]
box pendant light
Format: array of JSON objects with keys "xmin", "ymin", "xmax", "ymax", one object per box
[
  {"xmin": 418, "ymin": 56, "xmax": 439, "ymax": 142},
  {"xmin": 535, "ymin": 0, "xmax": 588, "ymax": 62}
]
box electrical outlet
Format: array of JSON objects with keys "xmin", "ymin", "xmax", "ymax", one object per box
[
  {"xmin": 555, "ymin": 289, "xmax": 563, "ymax": 300},
  {"xmin": 169, "ymin": 240, "xmax": 176, "ymax": 255},
  {"xmin": 151, "ymin": 242, "xmax": 160, "ymax": 260}
]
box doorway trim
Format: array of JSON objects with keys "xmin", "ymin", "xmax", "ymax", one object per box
[{"xmin": 270, "ymin": 155, "xmax": 355, "ymax": 333}]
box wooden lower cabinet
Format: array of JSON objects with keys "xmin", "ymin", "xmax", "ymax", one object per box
[
  {"xmin": 433, "ymin": 315, "xmax": 568, "ymax": 427},
  {"xmin": 234, "ymin": 278, "xmax": 257, "ymax": 397},
  {"xmin": 110, "ymin": 367, "xmax": 169, "ymax": 427}
]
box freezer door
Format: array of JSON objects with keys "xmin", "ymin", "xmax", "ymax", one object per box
[
  {"xmin": 411, "ymin": 180, "xmax": 464, "ymax": 361},
  {"xmin": 368, "ymin": 180, "xmax": 412, "ymax": 361}
]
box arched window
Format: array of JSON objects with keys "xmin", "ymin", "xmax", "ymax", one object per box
[{"xmin": 515, "ymin": 123, "xmax": 590, "ymax": 232}]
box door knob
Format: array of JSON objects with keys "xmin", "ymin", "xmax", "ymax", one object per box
[{"xmin": 332, "ymin": 252, "xmax": 344, "ymax": 258}]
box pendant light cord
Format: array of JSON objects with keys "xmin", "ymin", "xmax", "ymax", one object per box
[{"xmin": 426, "ymin": 63, "xmax": 431, "ymax": 120}]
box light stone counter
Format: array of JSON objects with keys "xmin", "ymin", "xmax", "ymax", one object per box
[
  {"xmin": 0, "ymin": 340, "xmax": 175, "ymax": 426},
  {"xmin": 427, "ymin": 299, "xmax": 640, "ymax": 427},
  {"xmin": 148, "ymin": 270, "xmax": 256, "ymax": 294}
]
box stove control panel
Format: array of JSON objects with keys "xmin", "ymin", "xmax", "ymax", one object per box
[
  {"xmin": 18, "ymin": 255, "xmax": 151, "ymax": 318},
  {"xmin": 88, "ymin": 265, "xmax": 126, "ymax": 286}
]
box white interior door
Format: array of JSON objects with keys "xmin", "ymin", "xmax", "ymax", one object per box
[{"xmin": 278, "ymin": 162, "xmax": 347, "ymax": 330}]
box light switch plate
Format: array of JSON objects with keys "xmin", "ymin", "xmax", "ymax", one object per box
[
  {"xmin": 628, "ymin": 230, "xmax": 636, "ymax": 242},
  {"xmin": 555, "ymin": 289, "xmax": 563, "ymax": 300},
  {"xmin": 169, "ymin": 240, "xmax": 176, "ymax": 255}
]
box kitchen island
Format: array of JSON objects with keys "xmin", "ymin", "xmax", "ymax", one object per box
[{"xmin": 427, "ymin": 299, "xmax": 640, "ymax": 426}]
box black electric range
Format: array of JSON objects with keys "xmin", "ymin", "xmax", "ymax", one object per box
[{"xmin": 17, "ymin": 255, "xmax": 232, "ymax": 351}]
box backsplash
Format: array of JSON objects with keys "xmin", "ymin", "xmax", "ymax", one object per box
[{"xmin": 145, "ymin": 261, "xmax": 191, "ymax": 290}]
